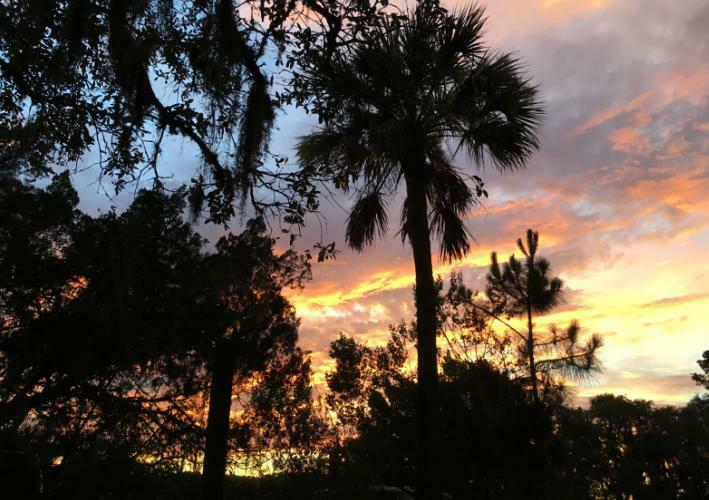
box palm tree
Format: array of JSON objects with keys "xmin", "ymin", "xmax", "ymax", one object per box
[{"xmin": 296, "ymin": 3, "xmax": 543, "ymax": 497}]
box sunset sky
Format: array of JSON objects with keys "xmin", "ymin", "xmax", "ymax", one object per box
[{"xmin": 75, "ymin": 0, "xmax": 709, "ymax": 405}]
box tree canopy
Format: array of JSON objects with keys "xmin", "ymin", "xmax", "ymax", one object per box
[
  {"xmin": 0, "ymin": 175, "xmax": 324, "ymax": 499},
  {"xmin": 0, "ymin": 0, "xmax": 388, "ymax": 226}
]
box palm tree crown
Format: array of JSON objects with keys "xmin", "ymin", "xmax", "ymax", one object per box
[{"xmin": 297, "ymin": 2, "xmax": 543, "ymax": 259}]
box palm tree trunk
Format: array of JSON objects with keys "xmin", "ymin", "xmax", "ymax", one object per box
[
  {"xmin": 202, "ymin": 337, "xmax": 236, "ymax": 500},
  {"xmin": 404, "ymin": 171, "xmax": 441, "ymax": 500}
]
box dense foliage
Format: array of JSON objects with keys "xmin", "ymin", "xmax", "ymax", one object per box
[
  {"xmin": 319, "ymin": 235, "xmax": 707, "ymax": 498},
  {"xmin": 0, "ymin": 0, "xmax": 389, "ymax": 225},
  {"xmin": 0, "ymin": 171, "xmax": 707, "ymax": 500},
  {"xmin": 325, "ymin": 329, "xmax": 709, "ymax": 499},
  {"xmin": 0, "ymin": 176, "xmax": 324, "ymax": 499}
]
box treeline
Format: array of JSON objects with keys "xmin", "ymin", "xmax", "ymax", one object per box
[
  {"xmin": 2, "ymin": 177, "xmax": 708, "ymax": 499},
  {"xmin": 322, "ymin": 238, "xmax": 709, "ymax": 499},
  {"xmin": 325, "ymin": 332, "xmax": 709, "ymax": 499}
]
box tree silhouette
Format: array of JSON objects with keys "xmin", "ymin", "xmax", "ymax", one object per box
[
  {"xmin": 441, "ymin": 273, "xmax": 512, "ymax": 368},
  {"xmin": 0, "ymin": 178, "xmax": 216, "ymax": 495},
  {"xmin": 325, "ymin": 326, "xmax": 417, "ymax": 492},
  {"xmin": 239, "ymin": 345, "xmax": 327, "ymax": 475},
  {"xmin": 0, "ymin": 0, "xmax": 362, "ymax": 225},
  {"xmin": 325, "ymin": 327, "xmax": 553, "ymax": 499},
  {"xmin": 296, "ymin": 3, "xmax": 543, "ymax": 496},
  {"xmin": 323, "ymin": 324, "xmax": 709, "ymax": 499},
  {"xmin": 486, "ymin": 229, "xmax": 603, "ymax": 405},
  {"xmin": 0, "ymin": 0, "xmax": 395, "ymax": 227},
  {"xmin": 0, "ymin": 174, "xmax": 322, "ymax": 499},
  {"xmin": 200, "ymin": 218, "xmax": 311, "ymax": 500},
  {"xmin": 0, "ymin": 172, "xmax": 82, "ymax": 431},
  {"xmin": 0, "ymin": 1, "xmax": 268, "ymax": 220},
  {"xmin": 584, "ymin": 394, "xmax": 709, "ymax": 498},
  {"xmin": 692, "ymin": 350, "xmax": 709, "ymax": 391}
]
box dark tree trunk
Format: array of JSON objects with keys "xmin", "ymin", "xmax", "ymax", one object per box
[
  {"xmin": 202, "ymin": 337, "xmax": 236, "ymax": 500},
  {"xmin": 527, "ymin": 303, "xmax": 539, "ymax": 405},
  {"xmin": 525, "ymin": 298, "xmax": 544, "ymax": 499},
  {"xmin": 404, "ymin": 170, "xmax": 441, "ymax": 500}
]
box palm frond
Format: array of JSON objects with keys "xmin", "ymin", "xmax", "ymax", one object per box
[
  {"xmin": 432, "ymin": 4, "xmax": 487, "ymax": 76},
  {"xmin": 426, "ymin": 159, "xmax": 475, "ymax": 262},
  {"xmin": 297, "ymin": 127, "xmax": 368, "ymax": 191},
  {"xmin": 455, "ymin": 53, "xmax": 543, "ymax": 170},
  {"xmin": 297, "ymin": 129, "xmax": 342, "ymax": 171},
  {"xmin": 430, "ymin": 199, "xmax": 470, "ymax": 262},
  {"xmin": 346, "ymin": 191, "xmax": 389, "ymax": 251}
]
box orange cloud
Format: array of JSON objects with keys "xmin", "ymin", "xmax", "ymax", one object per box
[
  {"xmin": 574, "ymin": 71, "xmax": 709, "ymax": 136},
  {"xmin": 450, "ymin": 0, "xmax": 617, "ymax": 41},
  {"xmin": 610, "ymin": 127, "xmax": 652, "ymax": 155}
]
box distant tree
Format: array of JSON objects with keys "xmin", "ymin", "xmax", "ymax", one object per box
[
  {"xmin": 441, "ymin": 272, "xmax": 513, "ymax": 368},
  {"xmin": 680, "ymin": 394, "xmax": 709, "ymax": 496},
  {"xmin": 324, "ymin": 327, "xmax": 552, "ymax": 499},
  {"xmin": 326, "ymin": 324, "xmax": 412, "ymax": 434},
  {"xmin": 240, "ymin": 346, "xmax": 327, "ymax": 475},
  {"xmin": 692, "ymin": 350, "xmax": 709, "ymax": 391},
  {"xmin": 199, "ymin": 218, "xmax": 312, "ymax": 500},
  {"xmin": 297, "ymin": 3, "xmax": 543, "ymax": 495},
  {"xmin": 325, "ymin": 329, "xmax": 415, "ymax": 490},
  {"xmin": 326, "ymin": 334, "xmax": 377, "ymax": 433},
  {"xmin": 438, "ymin": 357, "xmax": 552, "ymax": 499},
  {"xmin": 550, "ymin": 406, "xmax": 609, "ymax": 498},
  {"xmin": 590, "ymin": 394, "xmax": 655, "ymax": 498},
  {"xmin": 322, "ymin": 311, "xmax": 708, "ymax": 499},
  {"xmin": 586, "ymin": 394, "xmax": 709, "ymax": 499},
  {"xmin": 485, "ymin": 229, "xmax": 603, "ymax": 405}
]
